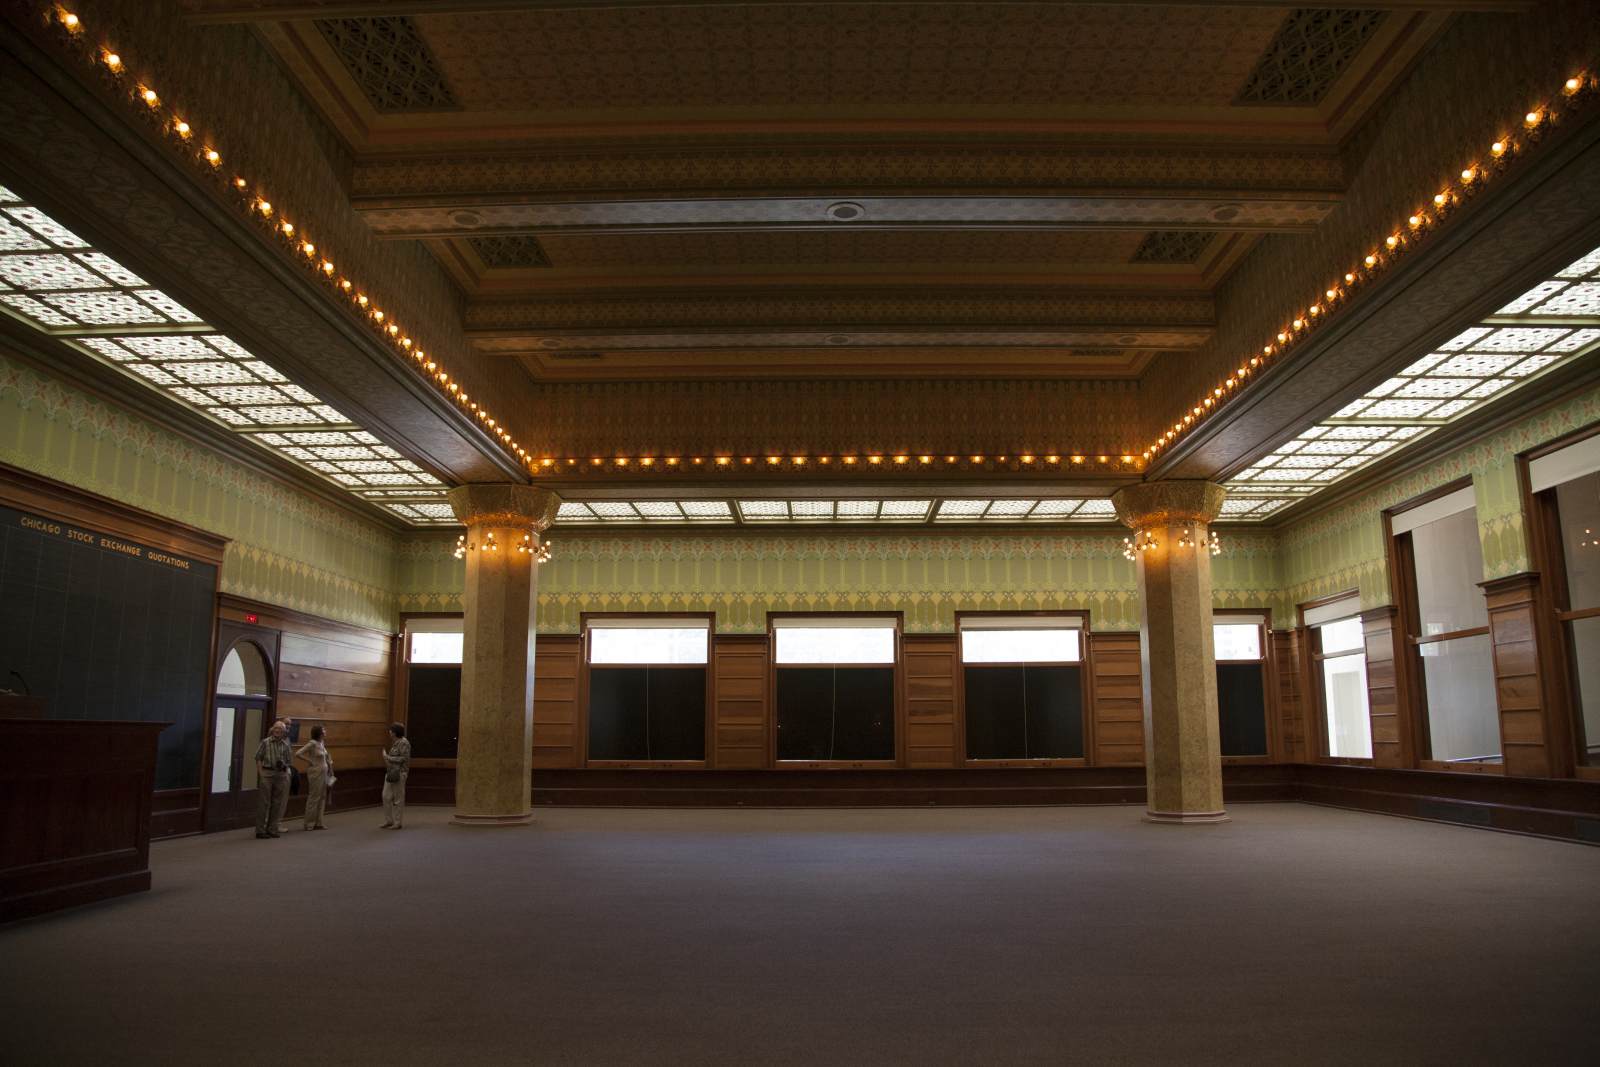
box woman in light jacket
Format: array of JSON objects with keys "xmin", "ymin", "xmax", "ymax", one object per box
[
  {"xmin": 380, "ymin": 722, "xmax": 411, "ymax": 830},
  {"xmin": 294, "ymin": 724, "xmax": 334, "ymax": 830}
]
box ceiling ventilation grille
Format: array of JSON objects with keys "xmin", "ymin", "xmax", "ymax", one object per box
[
  {"xmin": 468, "ymin": 234, "xmax": 553, "ymax": 269},
  {"xmin": 316, "ymin": 17, "xmax": 459, "ymax": 112},
  {"xmin": 1235, "ymin": 8, "xmax": 1387, "ymax": 106},
  {"xmin": 1131, "ymin": 231, "xmax": 1213, "ymax": 265}
]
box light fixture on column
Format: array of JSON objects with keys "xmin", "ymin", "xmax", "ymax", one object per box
[
  {"xmin": 1208, "ymin": 531, "xmax": 1223, "ymax": 556},
  {"xmin": 1122, "ymin": 530, "xmax": 1159, "ymax": 561},
  {"xmin": 517, "ymin": 532, "xmax": 552, "ymax": 562}
]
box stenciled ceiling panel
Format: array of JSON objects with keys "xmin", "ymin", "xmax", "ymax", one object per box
[
  {"xmin": 414, "ymin": 4, "xmax": 1285, "ymax": 114},
  {"xmin": 0, "ymin": 186, "xmax": 453, "ymax": 527}
]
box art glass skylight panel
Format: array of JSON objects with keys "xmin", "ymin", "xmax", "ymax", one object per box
[
  {"xmin": 1225, "ymin": 245, "xmax": 1600, "ymax": 517},
  {"xmin": 0, "ymin": 187, "xmax": 450, "ymax": 525}
]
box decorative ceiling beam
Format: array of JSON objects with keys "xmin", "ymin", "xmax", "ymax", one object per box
[
  {"xmin": 179, "ymin": 1, "xmax": 1533, "ymax": 26},
  {"xmin": 358, "ymin": 195, "xmax": 1339, "ymax": 241}
]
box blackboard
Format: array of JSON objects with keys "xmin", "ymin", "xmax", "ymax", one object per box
[{"xmin": 0, "ymin": 503, "xmax": 216, "ymax": 789}]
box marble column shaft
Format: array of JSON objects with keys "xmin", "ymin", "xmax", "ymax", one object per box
[
  {"xmin": 1112, "ymin": 481, "xmax": 1228, "ymax": 824},
  {"xmin": 446, "ymin": 484, "xmax": 560, "ymax": 826}
]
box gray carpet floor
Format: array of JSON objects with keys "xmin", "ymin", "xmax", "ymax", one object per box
[{"xmin": 2, "ymin": 803, "xmax": 1598, "ymax": 1066}]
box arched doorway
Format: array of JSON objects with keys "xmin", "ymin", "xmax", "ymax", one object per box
[{"xmin": 206, "ymin": 632, "xmax": 277, "ymax": 831}]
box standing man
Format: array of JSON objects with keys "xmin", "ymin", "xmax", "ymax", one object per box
[
  {"xmin": 254, "ymin": 720, "xmax": 293, "ymax": 839},
  {"xmin": 380, "ymin": 722, "xmax": 411, "ymax": 830}
]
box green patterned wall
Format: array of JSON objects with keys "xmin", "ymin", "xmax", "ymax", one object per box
[
  {"xmin": 0, "ymin": 348, "xmax": 398, "ymax": 630},
  {"xmin": 398, "ymin": 527, "xmax": 1288, "ymax": 634},
  {"xmin": 1279, "ymin": 382, "xmax": 1600, "ymax": 617}
]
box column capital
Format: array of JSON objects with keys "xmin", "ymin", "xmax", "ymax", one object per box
[
  {"xmin": 1112, "ymin": 480, "xmax": 1226, "ymax": 530},
  {"xmin": 447, "ymin": 484, "xmax": 561, "ymax": 531}
]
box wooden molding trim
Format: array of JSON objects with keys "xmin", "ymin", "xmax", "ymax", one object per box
[
  {"xmin": 217, "ymin": 592, "xmax": 394, "ymax": 640},
  {"xmin": 0, "ymin": 459, "xmax": 229, "ymax": 566}
]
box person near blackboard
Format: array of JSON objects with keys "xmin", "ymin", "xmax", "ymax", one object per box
[
  {"xmin": 295, "ymin": 725, "xmax": 334, "ymax": 831},
  {"xmin": 253, "ymin": 721, "xmax": 293, "ymax": 839},
  {"xmin": 380, "ymin": 723, "xmax": 411, "ymax": 830}
]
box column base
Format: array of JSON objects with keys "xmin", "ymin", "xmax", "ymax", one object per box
[
  {"xmin": 1143, "ymin": 810, "xmax": 1230, "ymax": 825},
  {"xmin": 450, "ymin": 812, "xmax": 534, "ymax": 828}
]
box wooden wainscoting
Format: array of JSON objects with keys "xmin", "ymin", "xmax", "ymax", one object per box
[
  {"xmin": 1482, "ymin": 573, "xmax": 1568, "ymax": 779},
  {"xmin": 1361, "ymin": 607, "xmax": 1411, "ymax": 769},
  {"xmin": 712, "ymin": 635, "xmax": 768, "ymax": 769},
  {"xmin": 1272, "ymin": 629, "xmax": 1311, "ymax": 763},
  {"xmin": 1088, "ymin": 632, "xmax": 1144, "ymax": 766},
  {"xmin": 533, "ymin": 636, "xmax": 581, "ymax": 769},
  {"xmin": 219, "ymin": 597, "xmax": 394, "ymax": 778},
  {"xmin": 903, "ymin": 635, "xmax": 957, "ymax": 768}
]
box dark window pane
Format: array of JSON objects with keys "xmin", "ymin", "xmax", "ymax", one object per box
[
  {"xmin": 1025, "ymin": 666, "xmax": 1084, "ymax": 759},
  {"xmin": 777, "ymin": 667, "xmax": 894, "ymax": 760},
  {"xmin": 776, "ymin": 667, "xmax": 834, "ymax": 761},
  {"xmin": 647, "ymin": 668, "xmax": 706, "ymax": 760},
  {"xmin": 964, "ymin": 667, "xmax": 1025, "ymax": 759},
  {"xmin": 965, "ymin": 666, "xmax": 1082, "ymax": 759},
  {"xmin": 1216, "ymin": 662, "xmax": 1268, "ymax": 756},
  {"xmin": 406, "ymin": 665, "xmax": 461, "ymax": 758},
  {"xmin": 588, "ymin": 667, "xmax": 648, "ymax": 759},
  {"xmin": 588, "ymin": 667, "xmax": 705, "ymax": 760}
]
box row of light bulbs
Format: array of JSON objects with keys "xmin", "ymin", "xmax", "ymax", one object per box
[
  {"xmin": 45, "ymin": 5, "xmax": 533, "ymax": 472},
  {"xmin": 453, "ymin": 531, "xmax": 552, "ymax": 562},
  {"xmin": 1143, "ymin": 66, "xmax": 1595, "ymax": 464},
  {"xmin": 535, "ymin": 452, "xmax": 1141, "ymax": 472},
  {"xmin": 1121, "ymin": 528, "xmax": 1222, "ymax": 562}
]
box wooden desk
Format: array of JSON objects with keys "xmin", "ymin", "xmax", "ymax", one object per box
[{"xmin": 0, "ymin": 719, "xmax": 167, "ymax": 922}]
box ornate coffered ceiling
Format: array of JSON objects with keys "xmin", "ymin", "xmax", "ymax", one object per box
[{"xmin": 214, "ymin": 1, "xmax": 1461, "ymax": 384}]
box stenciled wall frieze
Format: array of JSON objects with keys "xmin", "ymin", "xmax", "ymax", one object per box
[{"xmin": 0, "ymin": 347, "xmax": 399, "ymax": 631}]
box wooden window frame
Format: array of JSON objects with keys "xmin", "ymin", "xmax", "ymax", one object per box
[
  {"xmin": 1299, "ymin": 592, "xmax": 1375, "ymax": 766},
  {"xmin": 954, "ymin": 610, "xmax": 1091, "ymax": 769},
  {"xmin": 1521, "ymin": 418, "xmax": 1600, "ymax": 780},
  {"xmin": 1213, "ymin": 608, "xmax": 1275, "ymax": 764},
  {"xmin": 580, "ymin": 611, "xmax": 714, "ymax": 770},
  {"xmin": 767, "ymin": 611, "xmax": 904, "ymax": 769},
  {"xmin": 395, "ymin": 611, "xmax": 462, "ymax": 771},
  {"xmin": 1386, "ymin": 479, "xmax": 1503, "ymax": 774}
]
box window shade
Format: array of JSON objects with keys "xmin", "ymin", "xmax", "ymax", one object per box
[
  {"xmin": 1303, "ymin": 595, "xmax": 1360, "ymax": 628},
  {"xmin": 1390, "ymin": 485, "xmax": 1477, "ymax": 536},
  {"xmin": 1529, "ymin": 434, "xmax": 1600, "ymax": 492}
]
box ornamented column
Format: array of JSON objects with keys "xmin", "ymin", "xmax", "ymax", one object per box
[
  {"xmin": 446, "ymin": 484, "xmax": 560, "ymax": 827},
  {"xmin": 1111, "ymin": 480, "xmax": 1229, "ymax": 824}
]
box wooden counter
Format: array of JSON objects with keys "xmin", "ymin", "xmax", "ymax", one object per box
[{"xmin": 0, "ymin": 719, "xmax": 167, "ymax": 922}]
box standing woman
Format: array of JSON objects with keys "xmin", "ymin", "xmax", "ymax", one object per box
[
  {"xmin": 295, "ymin": 725, "xmax": 333, "ymax": 830},
  {"xmin": 380, "ymin": 722, "xmax": 411, "ymax": 830}
]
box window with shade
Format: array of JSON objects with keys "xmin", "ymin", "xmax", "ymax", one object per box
[
  {"xmin": 1529, "ymin": 432, "xmax": 1600, "ymax": 768},
  {"xmin": 773, "ymin": 616, "xmax": 897, "ymax": 762},
  {"xmin": 1213, "ymin": 615, "xmax": 1269, "ymax": 757},
  {"xmin": 959, "ymin": 616, "xmax": 1085, "ymax": 761},
  {"xmin": 1304, "ymin": 597, "xmax": 1373, "ymax": 760},
  {"xmin": 584, "ymin": 617, "xmax": 710, "ymax": 762},
  {"xmin": 1392, "ymin": 486, "xmax": 1501, "ymax": 767},
  {"xmin": 402, "ymin": 616, "xmax": 462, "ymax": 759}
]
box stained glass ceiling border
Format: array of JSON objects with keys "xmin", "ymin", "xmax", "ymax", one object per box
[
  {"xmin": 1226, "ymin": 245, "xmax": 1600, "ymax": 505},
  {"xmin": 0, "ymin": 186, "xmax": 452, "ymax": 526}
]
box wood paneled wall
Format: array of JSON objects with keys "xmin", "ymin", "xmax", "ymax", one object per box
[
  {"xmin": 222, "ymin": 597, "xmax": 392, "ymax": 774},
  {"xmin": 1360, "ymin": 607, "xmax": 1410, "ymax": 769},
  {"xmin": 1483, "ymin": 574, "xmax": 1568, "ymax": 778},
  {"xmin": 1272, "ymin": 629, "xmax": 1311, "ymax": 763},
  {"xmin": 712, "ymin": 636, "xmax": 767, "ymax": 768},
  {"xmin": 532, "ymin": 636, "xmax": 580, "ymax": 769},
  {"xmin": 1089, "ymin": 632, "xmax": 1144, "ymax": 766},
  {"xmin": 903, "ymin": 636, "xmax": 957, "ymax": 768}
]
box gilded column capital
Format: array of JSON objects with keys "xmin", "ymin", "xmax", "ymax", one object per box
[
  {"xmin": 447, "ymin": 484, "xmax": 561, "ymax": 531},
  {"xmin": 1111, "ymin": 480, "xmax": 1226, "ymax": 530}
]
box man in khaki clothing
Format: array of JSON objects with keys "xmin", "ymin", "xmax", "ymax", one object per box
[{"xmin": 254, "ymin": 720, "xmax": 292, "ymax": 839}]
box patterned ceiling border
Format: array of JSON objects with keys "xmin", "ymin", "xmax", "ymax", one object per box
[
  {"xmin": 30, "ymin": 4, "xmax": 538, "ymax": 478},
  {"xmin": 1142, "ymin": 64, "xmax": 1600, "ymax": 465}
]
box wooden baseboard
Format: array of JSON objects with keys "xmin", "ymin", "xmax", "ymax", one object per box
[{"xmin": 2, "ymin": 868, "xmax": 151, "ymax": 924}]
